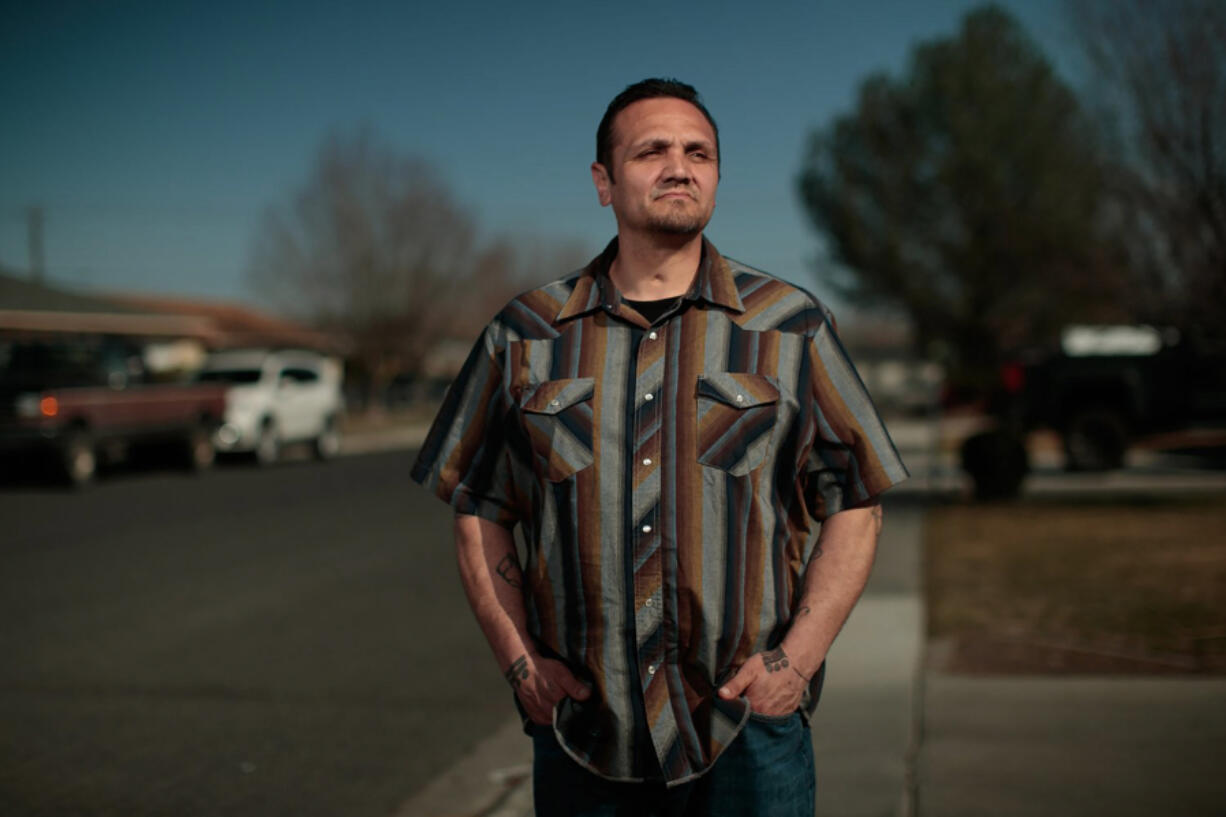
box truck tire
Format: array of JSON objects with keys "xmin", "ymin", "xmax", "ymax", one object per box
[
  {"xmin": 183, "ymin": 421, "xmax": 217, "ymax": 473},
  {"xmin": 1064, "ymin": 408, "xmax": 1127, "ymax": 471},
  {"xmin": 60, "ymin": 428, "xmax": 97, "ymax": 488},
  {"xmin": 312, "ymin": 415, "xmax": 340, "ymax": 461},
  {"xmin": 961, "ymin": 429, "xmax": 1029, "ymax": 501}
]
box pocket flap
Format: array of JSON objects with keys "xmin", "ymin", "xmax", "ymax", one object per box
[
  {"xmin": 520, "ymin": 377, "xmax": 595, "ymax": 415},
  {"xmin": 696, "ymin": 373, "xmax": 779, "ymax": 408}
]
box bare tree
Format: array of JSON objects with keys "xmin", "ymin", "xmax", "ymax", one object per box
[
  {"xmin": 455, "ymin": 234, "xmax": 593, "ymax": 339},
  {"xmin": 247, "ymin": 128, "xmax": 478, "ymax": 403},
  {"xmin": 1071, "ymin": 0, "xmax": 1226, "ymax": 335}
]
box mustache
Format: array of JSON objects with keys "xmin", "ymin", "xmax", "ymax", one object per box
[{"xmin": 653, "ymin": 184, "xmax": 696, "ymax": 200}]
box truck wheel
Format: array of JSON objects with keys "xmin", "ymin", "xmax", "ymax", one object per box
[
  {"xmin": 254, "ymin": 419, "xmax": 280, "ymax": 466},
  {"xmin": 1064, "ymin": 408, "xmax": 1127, "ymax": 471},
  {"xmin": 312, "ymin": 416, "xmax": 340, "ymax": 461},
  {"xmin": 60, "ymin": 429, "xmax": 97, "ymax": 488},
  {"xmin": 184, "ymin": 422, "xmax": 216, "ymax": 473},
  {"xmin": 960, "ymin": 429, "xmax": 1029, "ymax": 501}
]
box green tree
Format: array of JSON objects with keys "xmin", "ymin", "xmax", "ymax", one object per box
[{"xmin": 798, "ymin": 5, "xmax": 1126, "ymax": 391}]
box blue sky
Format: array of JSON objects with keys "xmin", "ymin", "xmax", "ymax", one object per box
[{"xmin": 0, "ymin": 0, "xmax": 1076, "ymax": 311}]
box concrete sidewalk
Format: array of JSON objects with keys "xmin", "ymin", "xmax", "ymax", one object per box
[
  {"xmin": 917, "ymin": 673, "xmax": 1226, "ymax": 817},
  {"xmin": 809, "ymin": 497, "xmax": 924, "ymax": 816},
  {"xmin": 392, "ymin": 496, "xmax": 928, "ymax": 817}
]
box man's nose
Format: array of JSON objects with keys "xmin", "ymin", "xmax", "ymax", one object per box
[{"xmin": 661, "ymin": 150, "xmax": 692, "ymax": 183}]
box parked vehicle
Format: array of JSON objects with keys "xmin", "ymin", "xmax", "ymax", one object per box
[
  {"xmin": 0, "ymin": 337, "xmax": 226, "ymax": 486},
  {"xmin": 197, "ymin": 349, "xmax": 344, "ymax": 464},
  {"xmin": 962, "ymin": 325, "xmax": 1226, "ymax": 498}
]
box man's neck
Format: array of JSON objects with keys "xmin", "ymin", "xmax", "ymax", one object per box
[{"xmin": 608, "ymin": 232, "xmax": 703, "ymax": 300}]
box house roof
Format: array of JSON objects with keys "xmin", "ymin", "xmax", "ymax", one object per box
[
  {"xmin": 0, "ymin": 270, "xmax": 145, "ymax": 315},
  {"xmin": 0, "ymin": 270, "xmax": 346, "ymax": 353},
  {"xmin": 0, "ymin": 269, "xmax": 218, "ymax": 339},
  {"xmin": 103, "ymin": 293, "xmax": 349, "ymax": 353}
]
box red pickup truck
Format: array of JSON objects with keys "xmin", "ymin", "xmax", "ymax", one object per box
[{"xmin": 1, "ymin": 337, "xmax": 228, "ymax": 486}]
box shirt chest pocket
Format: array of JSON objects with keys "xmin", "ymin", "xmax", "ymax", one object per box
[
  {"xmin": 695, "ymin": 372, "xmax": 780, "ymax": 476},
  {"xmin": 517, "ymin": 377, "xmax": 596, "ymax": 482}
]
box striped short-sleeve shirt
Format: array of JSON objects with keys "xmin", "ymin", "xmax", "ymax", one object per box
[{"xmin": 411, "ymin": 237, "xmax": 908, "ymax": 786}]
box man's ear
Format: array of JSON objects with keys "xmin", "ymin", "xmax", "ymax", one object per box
[{"xmin": 591, "ymin": 162, "xmax": 612, "ymax": 207}]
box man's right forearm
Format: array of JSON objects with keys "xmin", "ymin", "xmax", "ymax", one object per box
[
  {"xmin": 455, "ymin": 513, "xmax": 591, "ymax": 722},
  {"xmin": 454, "ymin": 513, "xmax": 535, "ymax": 672}
]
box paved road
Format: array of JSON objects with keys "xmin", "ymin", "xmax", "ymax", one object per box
[{"xmin": 0, "ymin": 451, "xmax": 505, "ymax": 817}]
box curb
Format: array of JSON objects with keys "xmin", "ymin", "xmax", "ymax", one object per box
[
  {"xmin": 391, "ymin": 717, "xmax": 533, "ymax": 817},
  {"xmin": 338, "ymin": 424, "xmax": 430, "ymax": 457}
]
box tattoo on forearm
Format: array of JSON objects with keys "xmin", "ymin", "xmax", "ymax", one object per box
[
  {"xmin": 871, "ymin": 503, "xmax": 884, "ymax": 532},
  {"xmin": 795, "ymin": 605, "xmax": 811, "ymax": 619},
  {"xmin": 763, "ymin": 647, "xmax": 790, "ymax": 673},
  {"xmin": 764, "ymin": 645, "xmax": 809, "ymax": 682},
  {"xmin": 495, "ymin": 553, "xmax": 522, "ymax": 589},
  {"xmin": 505, "ymin": 655, "xmax": 529, "ymax": 690}
]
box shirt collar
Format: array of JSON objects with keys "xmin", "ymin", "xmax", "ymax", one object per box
[{"xmin": 555, "ymin": 236, "xmax": 745, "ymax": 323}]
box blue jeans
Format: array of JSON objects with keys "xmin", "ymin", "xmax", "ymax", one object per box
[{"xmin": 531, "ymin": 712, "xmax": 815, "ymax": 817}]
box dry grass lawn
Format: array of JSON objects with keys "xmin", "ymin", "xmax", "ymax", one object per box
[{"xmin": 925, "ymin": 497, "xmax": 1226, "ymax": 674}]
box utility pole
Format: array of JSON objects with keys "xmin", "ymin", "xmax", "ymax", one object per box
[{"xmin": 27, "ymin": 205, "xmax": 45, "ymax": 283}]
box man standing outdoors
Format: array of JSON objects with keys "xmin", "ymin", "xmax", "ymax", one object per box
[{"xmin": 411, "ymin": 78, "xmax": 908, "ymax": 816}]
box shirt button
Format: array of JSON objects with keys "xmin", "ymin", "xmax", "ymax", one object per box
[
  {"xmin": 735, "ymin": 394, "xmax": 744, "ymax": 403},
  {"xmin": 642, "ymin": 524, "xmax": 652, "ymax": 534},
  {"xmin": 645, "ymin": 598, "xmax": 654, "ymax": 608},
  {"xmin": 647, "ymin": 664, "xmax": 657, "ymax": 675},
  {"xmin": 648, "ymin": 331, "xmax": 658, "ymax": 340},
  {"xmin": 644, "ymin": 392, "xmax": 654, "ymax": 401},
  {"xmin": 551, "ymin": 399, "xmax": 560, "ymax": 407},
  {"xmin": 642, "ymin": 457, "xmax": 652, "ymax": 466}
]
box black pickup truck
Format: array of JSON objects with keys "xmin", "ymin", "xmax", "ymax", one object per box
[{"xmin": 962, "ymin": 325, "xmax": 1226, "ymax": 498}]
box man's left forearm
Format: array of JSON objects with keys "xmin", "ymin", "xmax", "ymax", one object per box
[{"xmin": 779, "ymin": 500, "xmax": 884, "ymax": 680}]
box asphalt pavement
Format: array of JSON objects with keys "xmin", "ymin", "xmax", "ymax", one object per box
[{"xmin": 0, "ymin": 445, "xmax": 507, "ymax": 817}]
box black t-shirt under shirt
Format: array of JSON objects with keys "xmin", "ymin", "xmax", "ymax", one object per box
[{"xmin": 624, "ymin": 296, "xmax": 680, "ymax": 325}]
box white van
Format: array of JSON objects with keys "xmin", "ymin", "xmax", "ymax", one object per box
[{"xmin": 198, "ymin": 349, "xmax": 343, "ymax": 463}]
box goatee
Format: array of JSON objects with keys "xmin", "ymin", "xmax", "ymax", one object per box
[{"xmin": 646, "ymin": 209, "xmax": 708, "ymax": 236}]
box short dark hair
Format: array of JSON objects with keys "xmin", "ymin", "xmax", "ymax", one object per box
[{"xmin": 595, "ymin": 78, "xmax": 720, "ymax": 182}]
